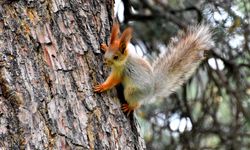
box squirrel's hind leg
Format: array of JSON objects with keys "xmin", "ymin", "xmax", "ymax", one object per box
[
  {"xmin": 121, "ymin": 103, "xmax": 140, "ymax": 116},
  {"xmin": 122, "ymin": 86, "xmax": 142, "ymax": 116}
]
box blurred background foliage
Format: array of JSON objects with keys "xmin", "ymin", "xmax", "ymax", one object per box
[{"xmin": 114, "ymin": 0, "xmax": 250, "ymax": 149}]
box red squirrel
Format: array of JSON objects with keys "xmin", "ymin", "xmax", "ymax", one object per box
[{"xmin": 94, "ymin": 23, "xmax": 213, "ymax": 115}]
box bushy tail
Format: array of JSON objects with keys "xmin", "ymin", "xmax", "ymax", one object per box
[{"xmin": 152, "ymin": 25, "xmax": 213, "ymax": 97}]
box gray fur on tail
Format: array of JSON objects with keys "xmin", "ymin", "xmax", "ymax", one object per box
[{"xmin": 153, "ymin": 25, "xmax": 213, "ymax": 97}]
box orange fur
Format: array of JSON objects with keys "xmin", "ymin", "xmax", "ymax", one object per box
[
  {"xmin": 110, "ymin": 23, "xmax": 120, "ymax": 44},
  {"xmin": 121, "ymin": 103, "xmax": 140, "ymax": 116},
  {"xmin": 100, "ymin": 43, "xmax": 108, "ymax": 52},
  {"xmin": 95, "ymin": 24, "xmax": 134, "ymax": 115},
  {"xmin": 119, "ymin": 28, "xmax": 132, "ymax": 53},
  {"xmin": 95, "ymin": 24, "xmax": 212, "ymax": 116},
  {"xmin": 94, "ymin": 71, "xmax": 122, "ymax": 92}
]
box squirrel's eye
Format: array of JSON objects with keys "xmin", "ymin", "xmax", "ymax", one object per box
[{"xmin": 113, "ymin": 56, "xmax": 118, "ymax": 60}]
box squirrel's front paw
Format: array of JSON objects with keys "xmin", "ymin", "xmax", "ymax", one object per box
[
  {"xmin": 100, "ymin": 43, "xmax": 108, "ymax": 52},
  {"xmin": 94, "ymin": 84, "xmax": 106, "ymax": 93}
]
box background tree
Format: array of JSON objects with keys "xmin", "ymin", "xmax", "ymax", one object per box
[
  {"xmin": 114, "ymin": 0, "xmax": 250, "ymax": 149},
  {"xmin": 0, "ymin": 0, "xmax": 145, "ymax": 149}
]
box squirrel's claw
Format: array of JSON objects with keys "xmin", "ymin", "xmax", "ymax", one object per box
[
  {"xmin": 121, "ymin": 103, "xmax": 136, "ymax": 116},
  {"xmin": 94, "ymin": 84, "xmax": 106, "ymax": 93}
]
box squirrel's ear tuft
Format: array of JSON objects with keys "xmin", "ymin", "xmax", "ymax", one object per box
[
  {"xmin": 110, "ymin": 23, "xmax": 120, "ymax": 44},
  {"xmin": 119, "ymin": 27, "xmax": 133, "ymax": 54}
]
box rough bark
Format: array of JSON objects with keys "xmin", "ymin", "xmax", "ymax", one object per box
[{"xmin": 0, "ymin": 0, "xmax": 145, "ymax": 149}]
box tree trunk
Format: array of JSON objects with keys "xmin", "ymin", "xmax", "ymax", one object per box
[{"xmin": 0, "ymin": 0, "xmax": 145, "ymax": 149}]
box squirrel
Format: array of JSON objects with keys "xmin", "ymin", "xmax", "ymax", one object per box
[{"xmin": 94, "ymin": 23, "xmax": 213, "ymax": 115}]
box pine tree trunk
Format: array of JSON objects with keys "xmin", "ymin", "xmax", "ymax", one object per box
[{"xmin": 0, "ymin": 0, "xmax": 145, "ymax": 149}]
